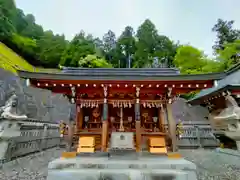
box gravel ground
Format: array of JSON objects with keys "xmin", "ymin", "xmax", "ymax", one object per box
[
  {"xmin": 180, "ymin": 149, "xmax": 240, "ymax": 180},
  {"xmin": 0, "ymin": 148, "xmax": 240, "ymax": 180},
  {"xmin": 0, "ymin": 148, "xmax": 63, "ymax": 180}
]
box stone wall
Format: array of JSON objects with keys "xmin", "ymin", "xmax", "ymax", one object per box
[
  {"xmin": 172, "ymin": 98, "xmax": 209, "ymax": 122},
  {"xmin": 3, "ymin": 120, "xmax": 61, "ymax": 162},
  {"xmin": 0, "ymin": 68, "xmax": 72, "ymax": 123},
  {"xmin": 171, "ymin": 98, "xmax": 219, "ymax": 148},
  {"xmin": 0, "ymin": 68, "xmax": 73, "ymax": 162}
]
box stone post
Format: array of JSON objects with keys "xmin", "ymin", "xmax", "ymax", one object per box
[
  {"xmin": 41, "ymin": 124, "xmax": 48, "ymax": 151},
  {"xmin": 135, "ymin": 87, "xmax": 141, "ymax": 152},
  {"xmin": 236, "ymin": 141, "xmax": 240, "ymax": 151},
  {"xmin": 101, "ymin": 86, "xmax": 108, "ymax": 152},
  {"xmin": 0, "ymin": 118, "xmax": 22, "ymax": 162},
  {"xmin": 66, "ymin": 121, "xmax": 74, "ymax": 152},
  {"xmin": 195, "ymin": 126, "xmax": 202, "ymax": 148},
  {"xmin": 166, "ymin": 103, "xmax": 177, "ymax": 152}
]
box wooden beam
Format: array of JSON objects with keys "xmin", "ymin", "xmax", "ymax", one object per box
[
  {"xmin": 101, "ymin": 121, "xmax": 108, "ymax": 152},
  {"xmin": 135, "ymin": 121, "xmax": 141, "ymax": 152},
  {"xmin": 32, "ymin": 79, "xmax": 215, "ymax": 85},
  {"xmin": 76, "ymin": 105, "xmax": 83, "ymax": 130},
  {"xmin": 158, "ymin": 107, "xmax": 165, "ymax": 132},
  {"xmin": 75, "ymin": 105, "xmax": 80, "ymax": 132}
]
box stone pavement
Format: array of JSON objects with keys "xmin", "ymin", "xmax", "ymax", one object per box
[
  {"xmin": 1, "ymin": 148, "xmax": 240, "ymax": 180},
  {"xmin": 47, "ymin": 154, "xmax": 197, "ymax": 180}
]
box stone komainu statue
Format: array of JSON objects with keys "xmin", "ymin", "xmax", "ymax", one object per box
[{"xmin": 0, "ymin": 94, "xmax": 27, "ymax": 120}]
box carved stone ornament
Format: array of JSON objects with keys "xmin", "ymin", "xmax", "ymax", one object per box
[{"xmin": 0, "ymin": 94, "xmax": 27, "ymax": 120}]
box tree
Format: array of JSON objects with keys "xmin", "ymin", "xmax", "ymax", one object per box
[
  {"xmin": 79, "ymin": 55, "xmax": 112, "ymax": 68},
  {"xmin": 154, "ymin": 36, "xmax": 178, "ymax": 67},
  {"xmin": 115, "ymin": 26, "xmax": 136, "ymax": 68},
  {"xmin": 134, "ymin": 19, "xmax": 178, "ymax": 68},
  {"xmin": 217, "ymin": 40, "xmax": 240, "ymax": 69},
  {"xmin": 60, "ymin": 31, "xmax": 95, "ymax": 67},
  {"xmin": 0, "ymin": 0, "xmax": 16, "ymax": 40},
  {"xmin": 102, "ymin": 30, "xmax": 117, "ymax": 65},
  {"xmin": 174, "ymin": 45, "xmax": 219, "ymax": 74},
  {"xmin": 134, "ymin": 19, "xmax": 159, "ymax": 67},
  {"xmin": 37, "ymin": 31, "xmax": 67, "ymax": 68},
  {"xmin": 212, "ymin": 19, "xmax": 240, "ymax": 53},
  {"xmin": 103, "ymin": 30, "xmax": 116, "ymax": 53}
]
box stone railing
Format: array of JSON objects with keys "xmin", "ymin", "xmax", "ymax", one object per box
[
  {"xmin": 177, "ymin": 121, "xmax": 220, "ymax": 149},
  {"xmin": 0, "ymin": 118, "xmax": 61, "ymax": 163}
]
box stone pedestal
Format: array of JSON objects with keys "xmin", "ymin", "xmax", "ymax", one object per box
[
  {"xmin": 236, "ymin": 141, "xmax": 240, "ymax": 150},
  {"xmin": 110, "ymin": 132, "xmax": 134, "ymax": 150},
  {"xmin": 0, "ymin": 118, "xmax": 22, "ymax": 161},
  {"xmin": 225, "ymin": 131, "xmax": 240, "ymax": 151},
  {"xmin": 47, "ymin": 155, "xmax": 197, "ymax": 180}
]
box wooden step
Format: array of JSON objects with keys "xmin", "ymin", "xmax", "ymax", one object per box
[
  {"xmin": 148, "ymin": 136, "xmax": 167, "ymax": 154},
  {"xmin": 77, "ymin": 136, "xmax": 95, "ymax": 153},
  {"xmin": 95, "ymin": 135, "xmax": 102, "ymax": 150}
]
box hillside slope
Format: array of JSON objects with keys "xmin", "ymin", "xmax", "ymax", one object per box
[
  {"xmin": 0, "ymin": 42, "xmax": 59, "ymax": 74},
  {"xmin": 0, "ymin": 42, "xmax": 37, "ymax": 74}
]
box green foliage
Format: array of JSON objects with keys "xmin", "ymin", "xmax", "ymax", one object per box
[
  {"xmin": 79, "ymin": 55, "xmax": 112, "ymax": 68},
  {"xmin": 0, "ymin": 42, "xmax": 36, "ymax": 74},
  {"xmin": 0, "ymin": 0, "xmax": 16, "ymax": 40},
  {"xmin": 11, "ymin": 33, "xmax": 37, "ymax": 55},
  {"xmin": 174, "ymin": 45, "xmax": 209, "ymax": 74},
  {"xmin": 216, "ymin": 40, "xmax": 240, "ymax": 69},
  {"xmin": 0, "ymin": 42, "xmax": 59, "ymax": 74},
  {"xmin": 37, "ymin": 31, "xmax": 67, "ymax": 68},
  {"xmin": 60, "ymin": 31, "xmax": 95, "ymax": 67}
]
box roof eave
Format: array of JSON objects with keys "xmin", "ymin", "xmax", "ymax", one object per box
[
  {"xmin": 17, "ymin": 70, "xmax": 225, "ymax": 81},
  {"xmin": 188, "ymin": 84, "xmax": 240, "ymax": 105},
  {"xmin": 225, "ymin": 62, "xmax": 240, "ymax": 75}
]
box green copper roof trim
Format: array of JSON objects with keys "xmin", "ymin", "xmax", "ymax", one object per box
[
  {"xmin": 188, "ymin": 84, "xmax": 240, "ymax": 104},
  {"xmin": 188, "ymin": 63, "xmax": 240, "ymax": 104}
]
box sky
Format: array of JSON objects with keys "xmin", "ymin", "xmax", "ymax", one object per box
[{"xmin": 15, "ymin": 0, "xmax": 240, "ymax": 57}]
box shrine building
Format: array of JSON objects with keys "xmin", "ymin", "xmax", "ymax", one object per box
[
  {"xmin": 188, "ymin": 63, "xmax": 240, "ymax": 149},
  {"xmin": 18, "ymin": 67, "xmax": 224, "ymax": 154}
]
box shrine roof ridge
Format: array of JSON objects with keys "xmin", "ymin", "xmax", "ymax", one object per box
[
  {"xmin": 17, "ymin": 68, "xmax": 225, "ymax": 81},
  {"xmin": 188, "ymin": 84, "xmax": 240, "ymax": 105},
  {"xmin": 61, "ymin": 67, "xmax": 180, "ymax": 75},
  {"xmin": 61, "ymin": 66, "xmax": 180, "ymax": 72}
]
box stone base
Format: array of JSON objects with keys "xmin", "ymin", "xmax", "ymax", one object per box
[
  {"xmin": 236, "ymin": 141, "xmax": 240, "ymax": 151},
  {"xmin": 47, "ymin": 154, "xmax": 197, "ymax": 180}
]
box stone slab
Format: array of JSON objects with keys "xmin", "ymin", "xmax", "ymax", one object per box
[
  {"xmin": 47, "ymin": 156, "xmax": 197, "ymax": 180},
  {"xmin": 216, "ymin": 148, "xmax": 240, "ymax": 157}
]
